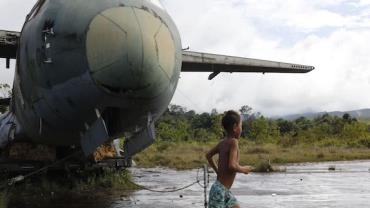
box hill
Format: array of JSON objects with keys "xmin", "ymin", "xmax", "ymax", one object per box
[{"xmin": 276, "ymin": 108, "xmax": 370, "ymax": 120}]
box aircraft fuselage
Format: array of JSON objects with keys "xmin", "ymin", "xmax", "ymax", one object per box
[
  {"xmin": 0, "ymin": 0, "xmax": 315, "ymax": 158},
  {"xmin": 11, "ymin": 0, "xmax": 182, "ymax": 148}
]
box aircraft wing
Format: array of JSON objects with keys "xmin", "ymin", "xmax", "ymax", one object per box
[
  {"xmin": 0, "ymin": 30, "xmax": 20, "ymax": 68},
  {"xmin": 181, "ymin": 51, "xmax": 315, "ymax": 80}
]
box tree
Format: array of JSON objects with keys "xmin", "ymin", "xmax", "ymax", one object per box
[
  {"xmin": 0, "ymin": 83, "xmax": 11, "ymax": 114},
  {"xmin": 240, "ymin": 105, "xmax": 252, "ymax": 114},
  {"xmin": 0, "ymin": 84, "xmax": 11, "ymax": 97},
  {"xmin": 342, "ymin": 113, "xmax": 357, "ymax": 124},
  {"xmin": 169, "ymin": 104, "xmax": 186, "ymax": 115},
  {"xmin": 185, "ymin": 110, "xmax": 196, "ymax": 120},
  {"xmin": 191, "ymin": 113, "xmax": 212, "ymax": 129},
  {"xmin": 211, "ymin": 108, "xmax": 218, "ymax": 116},
  {"xmin": 294, "ymin": 117, "xmax": 313, "ymax": 131},
  {"xmin": 314, "ymin": 113, "xmax": 331, "ymax": 124},
  {"xmin": 249, "ymin": 117, "xmax": 269, "ymax": 142},
  {"xmin": 210, "ymin": 113, "xmax": 223, "ymax": 139},
  {"xmin": 156, "ymin": 119, "xmax": 190, "ymax": 141},
  {"xmin": 239, "ymin": 105, "xmax": 252, "ymax": 120},
  {"xmin": 277, "ymin": 119, "xmax": 296, "ymax": 134}
]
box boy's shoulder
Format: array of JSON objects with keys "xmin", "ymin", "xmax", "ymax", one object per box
[
  {"xmin": 218, "ymin": 137, "xmax": 238, "ymax": 148},
  {"xmin": 224, "ymin": 137, "xmax": 238, "ymax": 143}
]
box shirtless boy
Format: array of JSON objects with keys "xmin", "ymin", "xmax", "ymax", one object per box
[{"xmin": 206, "ymin": 110, "xmax": 253, "ymax": 208}]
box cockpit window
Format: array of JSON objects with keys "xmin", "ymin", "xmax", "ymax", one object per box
[
  {"xmin": 148, "ymin": 0, "xmax": 165, "ymax": 10},
  {"xmin": 27, "ymin": 0, "xmax": 46, "ymax": 21}
]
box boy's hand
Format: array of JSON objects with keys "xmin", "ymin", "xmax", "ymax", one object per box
[{"xmin": 242, "ymin": 166, "xmax": 254, "ymax": 174}]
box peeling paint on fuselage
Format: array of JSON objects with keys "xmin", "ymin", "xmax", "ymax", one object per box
[{"xmin": 12, "ymin": 0, "xmax": 182, "ymax": 146}]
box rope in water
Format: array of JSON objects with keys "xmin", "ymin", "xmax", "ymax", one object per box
[
  {"xmin": 127, "ymin": 179, "xmax": 200, "ymax": 193},
  {"xmin": 0, "ymin": 150, "xmax": 82, "ymax": 191},
  {"xmin": 126, "ymin": 166, "xmax": 209, "ymax": 193},
  {"xmin": 0, "ymin": 155, "xmax": 210, "ymax": 193},
  {"xmin": 0, "ymin": 153, "xmax": 211, "ymax": 206}
]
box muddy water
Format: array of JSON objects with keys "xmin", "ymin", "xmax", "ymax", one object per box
[
  {"xmin": 9, "ymin": 161, "xmax": 370, "ymax": 208},
  {"xmin": 116, "ymin": 161, "xmax": 370, "ymax": 208}
]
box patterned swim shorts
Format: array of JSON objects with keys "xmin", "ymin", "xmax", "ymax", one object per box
[{"xmin": 208, "ymin": 180, "xmax": 238, "ymax": 208}]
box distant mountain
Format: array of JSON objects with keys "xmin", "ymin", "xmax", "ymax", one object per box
[{"xmin": 274, "ymin": 109, "xmax": 370, "ymax": 120}]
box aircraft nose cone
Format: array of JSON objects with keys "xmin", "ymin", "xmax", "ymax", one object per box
[{"xmin": 86, "ymin": 6, "xmax": 176, "ymax": 98}]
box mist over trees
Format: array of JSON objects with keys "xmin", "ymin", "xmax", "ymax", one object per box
[{"xmin": 156, "ymin": 104, "xmax": 370, "ymax": 148}]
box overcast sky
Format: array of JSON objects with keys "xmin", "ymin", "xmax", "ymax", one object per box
[{"xmin": 1, "ymin": 0, "xmax": 370, "ymax": 117}]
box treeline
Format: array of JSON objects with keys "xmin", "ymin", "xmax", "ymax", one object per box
[{"xmin": 156, "ymin": 105, "xmax": 370, "ymax": 148}]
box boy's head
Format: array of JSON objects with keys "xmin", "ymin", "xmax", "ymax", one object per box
[{"xmin": 222, "ymin": 110, "xmax": 242, "ymax": 138}]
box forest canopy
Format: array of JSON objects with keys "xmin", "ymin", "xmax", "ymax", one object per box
[{"xmin": 156, "ymin": 104, "xmax": 370, "ymax": 148}]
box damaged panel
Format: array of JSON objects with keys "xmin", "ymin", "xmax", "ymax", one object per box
[
  {"xmin": 80, "ymin": 117, "xmax": 110, "ymax": 156},
  {"xmin": 124, "ymin": 121, "xmax": 155, "ymax": 158}
]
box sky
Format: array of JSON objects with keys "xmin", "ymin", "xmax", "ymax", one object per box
[{"xmin": 1, "ymin": 0, "xmax": 370, "ymax": 117}]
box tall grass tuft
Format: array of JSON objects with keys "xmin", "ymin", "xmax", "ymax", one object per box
[
  {"xmin": 2, "ymin": 168, "xmax": 137, "ymax": 208},
  {"xmin": 253, "ymin": 160, "xmax": 274, "ymax": 173},
  {"xmin": 0, "ymin": 192, "xmax": 5, "ymax": 208},
  {"xmin": 75, "ymin": 168, "xmax": 137, "ymax": 191}
]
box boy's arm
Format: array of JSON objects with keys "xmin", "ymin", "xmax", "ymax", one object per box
[
  {"xmin": 206, "ymin": 144, "xmax": 219, "ymax": 175},
  {"xmin": 229, "ymin": 139, "xmax": 252, "ymax": 174}
]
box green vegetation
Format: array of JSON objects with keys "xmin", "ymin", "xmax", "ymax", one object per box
[
  {"xmin": 73, "ymin": 168, "xmax": 136, "ymax": 191},
  {"xmin": 0, "ymin": 192, "xmax": 5, "ymax": 208},
  {"xmin": 1, "ymin": 169, "xmax": 137, "ymax": 208},
  {"xmin": 253, "ymin": 160, "xmax": 274, "ymax": 173},
  {"xmin": 135, "ymin": 105, "xmax": 370, "ymax": 170}
]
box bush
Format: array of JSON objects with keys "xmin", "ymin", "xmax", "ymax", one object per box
[
  {"xmin": 279, "ymin": 135, "xmax": 298, "ymax": 147},
  {"xmin": 253, "ymin": 160, "xmax": 273, "ymax": 172},
  {"xmin": 358, "ymin": 137, "xmax": 370, "ymax": 148},
  {"xmin": 247, "ymin": 146, "xmax": 270, "ymax": 154},
  {"xmin": 154, "ymin": 104, "xmax": 370, "ymax": 150}
]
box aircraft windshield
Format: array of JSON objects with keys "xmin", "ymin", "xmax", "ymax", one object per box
[{"xmin": 148, "ymin": 0, "xmax": 165, "ymax": 10}]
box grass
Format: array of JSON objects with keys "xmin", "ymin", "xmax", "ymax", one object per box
[
  {"xmin": 1, "ymin": 168, "xmax": 138, "ymax": 208},
  {"xmin": 73, "ymin": 168, "xmax": 137, "ymax": 192},
  {"xmin": 0, "ymin": 192, "xmax": 5, "ymax": 208},
  {"xmin": 134, "ymin": 140, "xmax": 370, "ymax": 170},
  {"xmin": 134, "ymin": 141, "xmax": 212, "ymax": 170},
  {"xmin": 253, "ymin": 160, "xmax": 274, "ymax": 173}
]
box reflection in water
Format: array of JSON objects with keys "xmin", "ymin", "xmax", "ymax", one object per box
[
  {"xmin": 4, "ymin": 161, "xmax": 370, "ymax": 208},
  {"xmin": 6, "ymin": 190, "xmax": 116, "ymax": 208},
  {"xmin": 121, "ymin": 161, "xmax": 370, "ymax": 208}
]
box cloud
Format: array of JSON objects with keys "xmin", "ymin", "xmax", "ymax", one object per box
[
  {"xmin": 0, "ymin": 1, "xmax": 35, "ymax": 31},
  {"xmin": 1, "ymin": 0, "xmax": 370, "ymax": 117},
  {"xmin": 0, "ymin": 1, "xmax": 36, "ymax": 85},
  {"xmin": 163, "ymin": 0, "xmax": 370, "ymax": 116}
]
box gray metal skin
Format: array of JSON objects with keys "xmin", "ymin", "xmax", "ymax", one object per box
[
  {"xmin": 0, "ymin": 0, "xmax": 315, "ymax": 159},
  {"xmin": 0, "ymin": 0, "xmax": 182, "ymax": 156},
  {"xmin": 182, "ymin": 51, "xmax": 314, "ymax": 80}
]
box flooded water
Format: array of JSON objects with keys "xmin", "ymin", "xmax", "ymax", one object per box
[
  {"xmin": 117, "ymin": 160, "xmax": 370, "ymax": 208},
  {"xmin": 6, "ymin": 160, "xmax": 370, "ymax": 207}
]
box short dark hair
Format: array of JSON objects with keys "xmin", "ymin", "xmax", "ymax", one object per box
[{"xmin": 222, "ymin": 110, "xmax": 241, "ymax": 133}]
